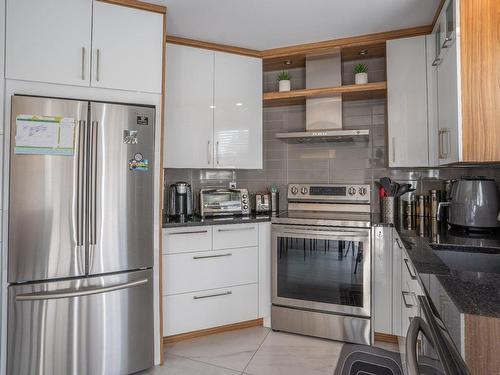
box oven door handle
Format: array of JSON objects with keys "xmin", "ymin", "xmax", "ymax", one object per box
[
  {"xmin": 406, "ymin": 316, "xmax": 434, "ymax": 375},
  {"xmin": 278, "ymin": 230, "xmax": 369, "ymax": 238}
]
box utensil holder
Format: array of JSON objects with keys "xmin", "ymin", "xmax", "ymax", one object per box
[{"xmin": 381, "ymin": 197, "xmax": 398, "ymax": 224}]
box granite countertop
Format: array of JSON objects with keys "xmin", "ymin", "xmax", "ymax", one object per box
[
  {"xmin": 163, "ymin": 213, "xmax": 273, "ymax": 228},
  {"xmin": 377, "ymin": 216, "xmax": 500, "ymax": 318}
]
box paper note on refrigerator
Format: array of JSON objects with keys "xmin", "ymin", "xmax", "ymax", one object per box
[{"xmin": 15, "ymin": 115, "xmax": 76, "ymax": 156}]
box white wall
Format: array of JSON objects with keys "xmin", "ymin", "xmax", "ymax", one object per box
[{"xmin": 0, "ymin": 79, "xmax": 163, "ymax": 373}]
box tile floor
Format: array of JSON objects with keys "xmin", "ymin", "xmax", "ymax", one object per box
[{"xmin": 141, "ymin": 327, "xmax": 398, "ymax": 375}]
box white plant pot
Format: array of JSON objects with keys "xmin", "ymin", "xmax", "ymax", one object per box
[
  {"xmin": 355, "ymin": 72, "xmax": 368, "ymax": 85},
  {"xmin": 279, "ymin": 80, "xmax": 291, "ymax": 92}
]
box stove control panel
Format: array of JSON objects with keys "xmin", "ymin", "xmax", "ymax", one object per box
[{"xmin": 288, "ymin": 183, "xmax": 370, "ymax": 202}]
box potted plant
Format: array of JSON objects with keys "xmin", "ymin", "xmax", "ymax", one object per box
[
  {"xmin": 354, "ymin": 63, "xmax": 368, "ymax": 85},
  {"xmin": 277, "ymin": 70, "xmax": 291, "ymax": 92}
]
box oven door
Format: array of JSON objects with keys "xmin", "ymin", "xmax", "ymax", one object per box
[
  {"xmin": 271, "ymin": 224, "xmax": 371, "ymax": 317},
  {"xmin": 201, "ymin": 189, "xmax": 243, "ymax": 216}
]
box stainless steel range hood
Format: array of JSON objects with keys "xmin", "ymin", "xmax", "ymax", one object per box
[{"xmin": 275, "ymin": 52, "xmax": 370, "ymax": 143}]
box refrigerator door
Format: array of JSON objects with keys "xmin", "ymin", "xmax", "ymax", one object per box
[
  {"xmin": 8, "ymin": 96, "xmax": 88, "ymax": 283},
  {"xmin": 7, "ymin": 269, "xmax": 154, "ymax": 375},
  {"xmin": 88, "ymin": 102, "xmax": 154, "ymax": 275}
]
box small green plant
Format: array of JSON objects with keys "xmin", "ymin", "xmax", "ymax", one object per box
[
  {"xmin": 353, "ymin": 63, "xmax": 368, "ymax": 74},
  {"xmin": 277, "ymin": 70, "xmax": 291, "ymax": 81}
]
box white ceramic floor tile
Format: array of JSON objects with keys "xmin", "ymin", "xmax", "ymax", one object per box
[
  {"xmin": 243, "ymin": 331, "xmax": 344, "ymax": 375},
  {"xmin": 165, "ymin": 327, "xmax": 270, "ymax": 372},
  {"xmin": 138, "ymin": 353, "xmax": 241, "ymax": 375}
]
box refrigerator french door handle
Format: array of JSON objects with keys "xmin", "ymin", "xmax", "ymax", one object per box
[
  {"xmin": 15, "ymin": 278, "xmax": 148, "ymax": 301},
  {"xmin": 89, "ymin": 120, "xmax": 98, "ymax": 246},
  {"xmin": 76, "ymin": 120, "xmax": 86, "ymax": 247}
]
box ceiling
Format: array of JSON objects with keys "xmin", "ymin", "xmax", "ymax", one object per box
[{"xmin": 150, "ymin": 0, "xmax": 440, "ymax": 50}]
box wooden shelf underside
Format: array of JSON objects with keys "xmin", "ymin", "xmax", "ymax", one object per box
[{"xmin": 263, "ymin": 81, "xmax": 387, "ymax": 107}]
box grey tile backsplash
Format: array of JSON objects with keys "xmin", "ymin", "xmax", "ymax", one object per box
[{"xmin": 165, "ymin": 64, "xmax": 500, "ymax": 214}]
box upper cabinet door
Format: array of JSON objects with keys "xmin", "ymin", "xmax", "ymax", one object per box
[
  {"xmin": 5, "ymin": 0, "xmax": 92, "ymax": 86},
  {"xmin": 437, "ymin": 43, "xmax": 460, "ymax": 165},
  {"xmin": 92, "ymin": 1, "xmax": 163, "ymax": 93},
  {"xmin": 164, "ymin": 44, "xmax": 215, "ymax": 168},
  {"xmin": 214, "ymin": 52, "xmax": 263, "ymax": 169},
  {"xmin": 387, "ymin": 36, "xmax": 429, "ymax": 167}
]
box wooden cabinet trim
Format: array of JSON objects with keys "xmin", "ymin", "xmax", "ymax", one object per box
[
  {"xmin": 165, "ymin": 35, "xmax": 261, "ymax": 58},
  {"xmin": 261, "ymin": 25, "xmax": 432, "ymax": 59}
]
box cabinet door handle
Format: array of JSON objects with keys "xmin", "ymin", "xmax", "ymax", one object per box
[
  {"xmin": 395, "ymin": 237, "xmax": 403, "ymax": 249},
  {"xmin": 432, "ymin": 57, "xmax": 442, "ymax": 66},
  {"xmin": 216, "ymin": 140, "xmax": 220, "ymax": 166},
  {"xmin": 193, "ymin": 291, "xmax": 232, "ymax": 300},
  {"xmin": 442, "ymin": 37, "xmax": 453, "ymax": 48},
  {"xmin": 207, "ymin": 140, "xmax": 211, "ymax": 165},
  {"xmin": 169, "ymin": 229, "xmax": 208, "ymax": 235},
  {"xmin": 96, "ymin": 49, "xmax": 101, "ymax": 82},
  {"xmin": 404, "ymin": 258, "xmax": 418, "ymax": 280},
  {"xmin": 81, "ymin": 47, "xmax": 85, "ymax": 80},
  {"xmin": 392, "ymin": 137, "xmax": 396, "ymax": 164},
  {"xmin": 402, "ymin": 291, "xmax": 418, "ymax": 308},
  {"xmin": 193, "ymin": 253, "xmax": 232, "ymax": 260},
  {"xmin": 445, "ymin": 129, "xmax": 451, "ymax": 159},
  {"xmin": 217, "ymin": 226, "xmax": 255, "ymax": 232},
  {"xmin": 438, "ymin": 130, "xmax": 444, "ymax": 159}
]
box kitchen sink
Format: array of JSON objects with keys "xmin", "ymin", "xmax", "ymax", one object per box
[{"xmin": 430, "ymin": 244, "xmax": 500, "ymax": 274}]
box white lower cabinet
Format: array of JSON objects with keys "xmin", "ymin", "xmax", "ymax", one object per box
[
  {"xmin": 162, "ymin": 222, "xmax": 269, "ymax": 337},
  {"xmin": 163, "ymin": 284, "xmax": 258, "ymax": 336},
  {"xmin": 374, "ymin": 228, "xmax": 424, "ymax": 337},
  {"xmin": 163, "ymin": 247, "xmax": 258, "ymax": 295}
]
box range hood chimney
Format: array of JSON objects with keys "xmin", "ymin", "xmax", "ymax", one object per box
[{"xmin": 275, "ymin": 51, "xmax": 369, "ymax": 143}]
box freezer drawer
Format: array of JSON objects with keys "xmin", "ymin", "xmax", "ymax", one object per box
[{"xmin": 7, "ymin": 269, "xmax": 153, "ymax": 375}]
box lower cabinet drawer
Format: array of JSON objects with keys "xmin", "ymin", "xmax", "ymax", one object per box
[
  {"xmin": 163, "ymin": 247, "xmax": 258, "ymax": 295},
  {"xmin": 213, "ymin": 223, "xmax": 258, "ymax": 250},
  {"xmin": 163, "ymin": 226, "xmax": 212, "ymax": 254},
  {"xmin": 163, "ymin": 283, "xmax": 258, "ymax": 336}
]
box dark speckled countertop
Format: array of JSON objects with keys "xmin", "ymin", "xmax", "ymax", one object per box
[
  {"xmin": 379, "ymin": 216, "xmax": 500, "ymax": 318},
  {"xmin": 163, "ymin": 213, "xmax": 273, "ymax": 228}
]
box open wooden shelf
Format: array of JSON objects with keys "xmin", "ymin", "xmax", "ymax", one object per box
[{"xmin": 263, "ymin": 81, "xmax": 387, "ymax": 107}]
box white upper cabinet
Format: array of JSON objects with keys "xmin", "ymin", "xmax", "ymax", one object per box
[
  {"xmin": 5, "ymin": 0, "xmax": 163, "ymax": 93},
  {"xmin": 426, "ymin": 34, "xmax": 440, "ymax": 167},
  {"xmin": 214, "ymin": 52, "xmax": 263, "ymax": 169},
  {"xmin": 165, "ymin": 44, "xmax": 215, "ymax": 168},
  {"xmin": 436, "ymin": 42, "xmax": 460, "ymax": 164},
  {"xmin": 387, "ymin": 35, "xmax": 429, "ymax": 167},
  {"xmin": 434, "ymin": 0, "xmax": 460, "ymax": 165},
  {"xmin": 92, "ymin": 1, "xmax": 163, "ymax": 93},
  {"xmin": 164, "ymin": 45, "xmax": 263, "ymax": 169},
  {"xmin": 5, "ymin": 0, "xmax": 92, "ymax": 86}
]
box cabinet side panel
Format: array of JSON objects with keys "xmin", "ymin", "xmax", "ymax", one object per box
[
  {"xmin": 460, "ymin": 0, "xmax": 500, "ymax": 162},
  {"xmin": 464, "ymin": 314, "xmax": 500, "ymax": 375}
]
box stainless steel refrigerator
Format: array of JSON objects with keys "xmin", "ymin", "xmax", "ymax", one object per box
[{"xmin": 7, "ymin": 95, "xmax": 155, "ymax": 375}]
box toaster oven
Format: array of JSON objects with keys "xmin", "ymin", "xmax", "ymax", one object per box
[{"xmin": 200, "ymin": 188, "xmax": 250, "ymax": 217}]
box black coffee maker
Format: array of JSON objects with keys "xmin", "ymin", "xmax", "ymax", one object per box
[{"xmin": 167, "ymin": 182, "xmax": 193, "ymax": 218}]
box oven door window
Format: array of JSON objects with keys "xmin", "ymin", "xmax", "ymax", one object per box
[{"xmin": 275, "ymin": 233, "xmax": 368, "ymax": 312}]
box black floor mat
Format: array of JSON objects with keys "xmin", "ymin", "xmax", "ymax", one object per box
[{"xmin": 334, "ymin": 344, "xmax": 403, "ymax": 375}]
